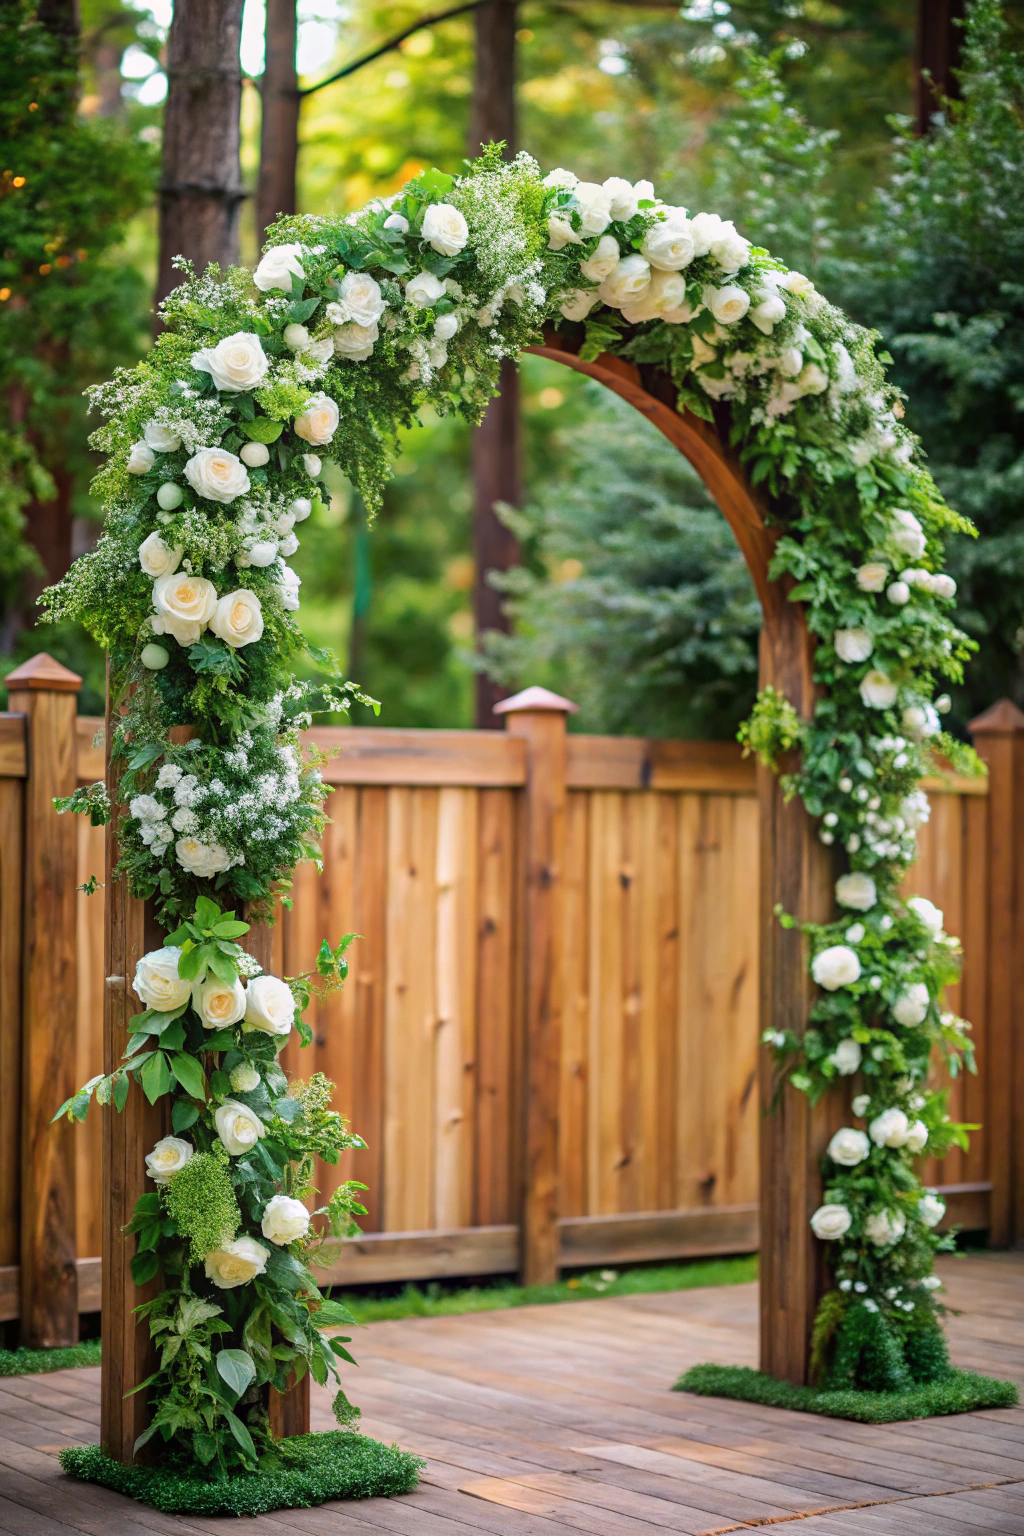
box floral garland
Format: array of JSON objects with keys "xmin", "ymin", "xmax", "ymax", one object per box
[{"xmin": 49, "ymin": 141, "xmax": 980, "ymax": 1475}]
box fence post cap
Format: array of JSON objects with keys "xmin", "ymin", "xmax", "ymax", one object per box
[
  {"xmin": 493, "ymin": 685, "xmax": 579, "ymax": 716},
  {"xmin": 968, "ymin": 698, "xmax": 1024, "ymax": 735},
  {"xmin": 5, "ymin": 652, "xmax": 82, "ymax": 693}
]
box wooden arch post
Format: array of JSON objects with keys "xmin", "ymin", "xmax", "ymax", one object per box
[{"xmin": 526, "ymin": 328, "xmax": 836, "ymax": 1382}]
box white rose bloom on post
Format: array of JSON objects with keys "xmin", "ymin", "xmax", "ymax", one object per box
[
  {"xmin": 893, "ymin": 982, "xmax": 930, "ymax": 1026},
  {"xmin": 703, "ymin": 284, "xmax": 750, "ymax": 325},
  {"xmin": 602, "ymin": 176, "xmax": 639, "ymax": 221},
  {"xmin": 811, "ymin": 945, "xmax": 861, "ymax": 991},
  {"xmin": 333, "ymin": 270, "xmax": 387, "ymax": 326},
  {"xmin": 333, "ymin": 321, "xmax": 379, "ymax": 361},
  {"xmin": 749, "ymin": 291, "xmax": 787, "ymax": 334},
  {"xmin": 421, "ymin": 202, "xmax": 469, "ymax": 256},
  {"xmin": 827, "ymin": 1127, "xmax": 870, "ymax": 1166},
  {"xmin": 865, "ymin": 1209, "xmax": 906, "ymax": 1247},
  {"xmin": 835, "ymin": 872, "xmax": 877, "ymax": 911},
  {"xmin": 855, "ymin": 562, "xmax": 889, "ymax": 592},
  {"xmin": 580, "ymin": 234, "xmax": 620, "ymax": 284},
  {"xmin": 869, "ymin": 1108, "xmax": 910, "ymax": 1147},
  {"xmin": 689, "ymin": 209, "xmax": 725, "ymax": 256},
  {"xmin": 244, "ymin": 974, "xmax": 296, "ymax": 1038},
  {"xmin": 833, "ymin": 628, "xmax": 874, "ymax": 664},
  {"xmin": 859, "ymin": 670, "xmax": 899, "ymax": 709},
  {"xmin": 215, "ymin": 1100, "xmax": 267, "ymax": 1156},
  {"xmin": 282, "ymin": 322, "xmax": 310, "ymax": 350},
  {"xmin": 907, "ymin": 896, "xmax": 943, "ymax": 937},
  {"xmin": 126, "ymin": 441, "xmax": 156, "ymax": 475},
  {"xmin": 543, "ymin": 167, "xmax": 577, "ymax": 189},
  {"xmin": 405, "ymin": 270, "xmax": 446, "ymax": 307},
  {"xmin": 547, "ymin": 213, "xmax": 583, "ymax": 250},
  {"xmin": 598, "ymin": 254, "xmax": 652, "ymax": 310},
  {"xmin": 302, "ymin": 454, "xmax": 321, "ymax": 478},
  {"xmin": 293, "ymin": 394, "xmax": 339, "ymax": 447},
  {"xmin": 261, "ymin": 1194, "xmax": 311, "ymax": 1246},
  {"xmin": 641, "ymin": 217, "xmax": 696, "ymax": 271},
  {"xmin": 143, "ymin": 420, "xmax": 183, "ymax": 453},
  {"xmin": 185, "ymin": 447, "xmax": 250, "ymax": 504},
  {"xmin": 810, "ymin": 1203, "xmax": 852, "ymax": 1240},
  {"xmin": 243, "ymin": 540, "xmax": 278, "ymax": 568},
  {"xmin": 145, "ymin": 1136, "xmax": 194, "ymax": 1184},
  {"xmin": 205, "ymin": 1236, "xmax": 270, "ymax": 1288},
  {"xmin": 918, "ymin": 1192, "xmax": 946, "ymax": 1227},
  {"xmin": 830, "ymin": 1038, "xmax": 862, "ymax": 1075},
  {"xmin": 193, "ymin": 974, "xmax": 247, "ymax": 1030},
  {"xmin": 253, "ymin": 241, "xmax": 305, "ymax": 292},
  {"xmin": 904, "ymin": 1119, "xmax": 929, "ymax": 1153},
  {"xmin": 573, "ymin": 181, "xmax": 613, "ymax": 235},
  {"xmin": 175, "ymin": 837, "xmax": 233, "ymax": 878},
  {"xmin": 138, "ymin": 532, "xmax": 182, "ymax": 580},
  {"xmin": 709, "ymin": 220, "xmax": 751, "ymax": 273},
  {"xmin": 191, "ymin": 332, "xmax": 269, "ymax": 393},
  {"xmin": 621, "ymin": 270, "xmax": 691, "ymax": 325},
  {"xmin": 134, "ymin": 946, "xmax": 192, "ymax": 1011},
  {"xmin": 889, "ymin": 509, "xmax": 927, "ymax": 559},
  {"xmin": 559, "ymin": 289, "xmax": 600, "ymax": 322},
  {"xmin": 152, "ymin": 571, "xmax": 218, "ymax": 645},
  {"xmin": 278, "ymin": 565, "xmax": 301, "ymax": 611}
]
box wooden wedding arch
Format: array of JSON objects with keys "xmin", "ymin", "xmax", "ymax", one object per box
[{"xmin": 98, "ymin": 325, "xmax": 836, "ymax": 1462}]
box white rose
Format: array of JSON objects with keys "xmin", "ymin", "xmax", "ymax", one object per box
[
  {"xmin": 143, "ymin": 420, "xmax": 182, "ymax": 453},
  {"xmin": 641, "ymin": 217, "xmax": 696, "ymax": 271},
  {"xmin": 930, "ymin": 573, "xmax": 956, "ymax": 599},
  {"xmin": 890, "ymin": 509, "xmax": 927, "ymax": 559},
  {"xmin": 810, "ymin": 1203, "xmax": 852, "ymax": 1241},
  {"xmin": 856, "ymin": 562, "xmax": 889, "ymax": 593},
  {"xmin": 138, "ymin": 532, "xmax": 182, "ymax": 580},
  {"xmin": 602, "ymin": 176, "xmax": 639, "ymax": 222},
  {"xmin": 901, "ymin": 790, "xmax": 930, "ymax": 830},
  {"xmin": 918, "ymin": 1193, "xmax": 945, "ymax": 1227},
  {"xmin": 152, "ymin": 571, "xmax": 218, "ymax": 646},
  {"xmin": 422, "ymin": 202, "xmax": 469, "ymax": 256},
  {"xmin": 334, "ymin": 270, "xmax": 387, "ymax": 326},
  {"xmin": 434, "ymin": 312, "xmax": 459, "ymax": 340},
  {"xmin": 193, "ymin": 974, "xmax": 246, "ymax": 1030},
  {"xmin": 887, "ymin": 581, "xmax": 910, "ymax": 606},
  {"xmin": 559, "ymin": 289, "xmax": 600, "ymax": 322},
  {"xmin": 290, "ymin": 496, "xmax": 313, "ymax": 521},
  {"xmin": 191, "ymin": 332, "xmax": 269, "ymax": 393},
  {"xmin": 573, "ymin": 181, "xmax": 613, "ymax": 235},
  {"xmin": 204, "ymin": 1235, "xmax": 270, "ymax": 1288},
  {"xmin": 261, "ymin": 1193, "xmax": 311, "ymax": 1246},
  {"xmin": 547, "ymin": 213, "xmax": 583, "ymax": 250},
  {"xmin": 907, "ymin": 896, "xmax": 943, "ymax": 937},
  {"xmin": 243, "ymin": 974, "xmax": 296, "ymax": 1038},
  {"xmin": 859, "ymin": 670, "xmax": 899, "ymax": 710},
  {"xmin": 278, "ymin": 565, "xmax": 301, "ymax": 611},
  {"xmin": 185, "ymin": 447, "xmax": 250, "ymax": 505},
  {"xmin": 709, "ymin": 220, "xmax": 751, "ymax": 274},
  {"xmin": 405, "ymin": 270, "xmax": 446, "ymax": 307},
  {"xmin": 869, "ymin": 1108, "xmax": 910, "ymax": 1148},
  {"xmin": 157, "ymin": 482, "xmax": 183, "ymax": 511},
  {"xmin": 690, "ymin": 333, "xmax": 717, "ymax": 369},
  {"xmin": 852, "ymin": 1093, "xmax": 871, "ymax": 1117},
  {"xmin": 621, "ymin": 270, "xmax": 690, "ymax": 325},
  {"xmin": 835, "ymin": 872, "xmax": 877, "ymax": 911},
  {"xmin": 893, "ymin": 983, "xmax": 929, "ymax": 1027},
  {"xmin": 130, "ymin": 794, "xmax": 165, "ymax": 823},
  {"xmin": 240, "ymin": 441, "xmax": 270, "ymax": 468},
  {"xmin": 831, "ymin": 1038, "xmax": 863, "ymax": 1076},
  {"xmin": 598, "ymin": 254, "xmax": 651, "ymax": 310},
  {"xmin": 175, "ymin": 837, "xmax": 233, "ymax": 878},
  {"xmin": 333, "ymin": 320, "xmax": 378, "ymax": 361},
  {"xmin": 229, "ymin": 1062, "xmax": 261, "ymax": 1093},
  {"xmin": 689, "ymin": 210, "xmax": 724, "ymax": 256},
  {"xmin": 253, "ymin": 241, "xmax": 305, "ymax": 292},
  {"xmin": 903, "ymin": 703, "xmax": 940, "ymax": 737},
  {"xmin": 302, "ymin": 455, "xmax": 321, "ymax": 478},
  {"xmin": 215, "ymin": 1099, "xmax": 267, "ymax": 1157},
  {"xmin": 905, "ymin": 1119, "xmax": 929, "ymax": 1153},
  {"xmin": 749, "ymin": 292, "xmax": 787, "ymax": 334},
  {"xmin": 543, "ymin": 167, "xmax": 578, "ymax": 189},
  {"xmin": 145, "ymin": 1136, "xmax": 194, "ymax": 1185},
  {"xmin": 776, "ymin": 346, "xmax": 803, "ymax": 378},
  {"xmin": 244, "ymin": 540, "xmax": 278, "ymax": 568},
  {"xmin": 127, "ymin": 442, "xmax": 156, "ymax": 475},
  {"xmin": 811, "ymin": 945, "xmax": 861, "ymax": 991},
  {"xmin": 703, "ymin": 284, "xmax": 750, "ymax": 325},
  {"xmin": 134, "ymin": 946, "xmax": 191, "ymax": 1011},
  {"xmin": 864, "ymin": 1209, "xmax": 906, "ymax": 1247},
  {"xmin": 293, "ymin": 393, "xmax": 339, "ymax": 447},
  {"xmin": 834, "ymin": 628, "xmax": 873, "ymax": 665},
  {"xmin": 283, "ymin": 323, "xmax": 310, "ymax": 350},
  {"xmin": 305, "ymin": 336, "xmax": 334, "ymax": 364},
  {"xmin": 383, "ymin": 211, "xmax": 408, "ymax": 233},
  {"xmin": 798, "ymin": 363, "xmax": 829, "ymax": 395},
  {"xmin": 580, "ymin": 234, "xmax": 620, "ymax": 284},
  {"xmin": 278, "ymin": 532, "xmax": 298, "ymax": 557},
  {"xmin": 781, "ymin": 270, "xmax": 815, "ymax": 298},
  {"xmin": 828, "ymin": 1127, "xmax": 870, "ymax": 1166}
]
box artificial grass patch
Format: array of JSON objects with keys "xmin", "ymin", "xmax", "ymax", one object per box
[
  {"xmin": 675, "ymin": 1363, "xmax": 1018, "ymax": 1423},
  {"xmin": 59, "ymin": 1432, "xmax": 423, "ymax": 1516},
  {"xmin": 0, "ymin": 1338, "xmax": 101, "ymax": 1377}
]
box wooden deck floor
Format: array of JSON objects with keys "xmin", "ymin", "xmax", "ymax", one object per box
[{"xmin": 0, "ymin": 1251, "xmax": 1022, "ymax": 1534}]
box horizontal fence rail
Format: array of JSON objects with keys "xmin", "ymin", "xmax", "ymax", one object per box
[{"xmin": 0, "ymin": 667, "xmax": 1019, "ymax": 1331}]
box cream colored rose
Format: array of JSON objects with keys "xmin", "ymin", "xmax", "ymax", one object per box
[
  {"xmin": 243, "ymin": 974, "xmax": 295, "ymax": 1038},
  {"xmin": 834, "ymin": 627, "xmax": 873, "ymax": 664},
  {"xmin": 138, "ymin": 532, "xmax": 182, "ymax": 581},
  {"xmin": 333, "ymin": 269, "xmax": 387, "ymax": 326},
  {"xmin": 145, "ymin": 1136, "xmax": 194, "ymax": 1184},
  {"xmin": 283, "ymin": 323, "xmax": 310, "ymax": 350},
  {"xmin": 703, "ymin": 284, "xmax": 750, "ymax": 325},
  {"xmin": 781, "ymin": 269, "xmax": 815, "ymax": 298},
  {"xmin": 907, "ymin": 896, "xmax": 943, "ymax": 937},
  {"xmin": 193, "ymin": 974, "xmax": 246, "ymax": 1030},
  {"xmin": 641, "ymin": 217, "xmax": 696, "ymax": 271},
  {"xmin": 175, "ymin": 837, "xmax": 233, "ymax": 878},
  {"xmin": 127, "ymin": 441, "xmax": 156, "ymax": 475},
  {"xmin": 709, "ymin": 221, "xmax": 751, "ymax": 273},
  {"xmin": 405, "ymin": 270, "xmax": 445, "ymax": 307},
  {"xmin": 573, "ymin": 181, "xmax": 612, "ymax": 236},
  {"xmin": 547, "ymin": 214, "xmax": 582, "ymax": 251},
  {"xmin": 811, "ymin": 944, "xmax": 861, "ymax": 991},
  {"xmin": 621, "ymin": 270, "xmax": 689, "ymax": 325},
  {"xmin": 893, "ymin": 983, "xmax": 930, "ymax": 1027},
  {"xmin": 835, "ymin": 872, "xmax": 876, "ymax": 911},
  {"xmin": 864, "ymin": 1209, "xmax": 906, "ymax": 1247},
  {"xmin": 215, "ymin": 1100, "xmax": 267, "ymax": 1156},
  {"xmin": 869, "ymin": 1108, "xmax": 910, "ymax": 1147},
  {"xmin": 602, "ymin": 176, "xmax": 639, "ymax": 222},
  {"xmin": 810, "ymin": 1203, "xmax": 851, "ymax": 1241},
  {"xmin": 204, "ymin": 1235, "xmax": 270, "ymax": 1288},
  {"xmin": 209, "ymin": 589, "xmax": 264, "ymax": 649},
  {"xmin": 749, "ymin": 292, "xmax": 786, "ymax": 335},
  {"xmin": 278, "ymin": 565, "xmax": 301, "ymax": 611},
  {"xmin": 859, "ymin": 669, "xmax": 898, "ymax": 710},
  {"xmin": 580, "ymin": 234, "xmax": 620, "ymax": 284},
  {"xmin": 543, "ymin": 167, "xmax": 577, "ymax": 189},
  {"xmin": 918, "ymin": 1192, "xmax": 945, "ymax": 1227},
  {"xmin": 143, "ymin": 420, "xmax": 182, "ymax": 453},
  {"xmin": 827, "ymin": 1127, "xmax": 870, "ymax": 1167},
  {"xmin": 185, "ymin": 447, "xmax": 250, "ymax": 505},
  {"xmin": 254, "ymin": 241, "xmax": 305, "ymax": 292},
  {"xmin": 191, "ymin": 332, "xmax": 269, "ymax": 393},
  {"xmin": 422, "ymin": 202, "xmax": 469, "ymax": 256},
  {"xmin": 831, "ymin": 1038, "xmax": 862, "ymax": 1075},
  {"xmin": 434, "ymin": 312, "xmax": 459, "ymax": 341},
  {"xmin": 598, "ymin": 254, "xmax": 651, "ymax": 310},
  {"xmin": 134, "ymin": 946, "xmax": 191, "ymax": 1011},
  {"xmin": 890, "ymin": 509, "xmax": 927, "ymax": 559},
  {"xmin": 261, "ymin": 1194, "xmax": 311, "ymax": 1246},
  {"xmin": 240, "ymin": 441, "xmax": 270, "ymax": 467},
  {"xmin": 904, "ymin": 1119, "xmax": 929, "ymax": 1153},
  {"xmin": 293, "ymin": 393, "xmax": 339, "ymax": 447},
  {"xmin": 855, "ymin": 562, "xmax": 889, "ymax": 592},
  {"xmin": 558, "ymin": 289, "xmax": 600, "ymax": 322},
  {"xmin": 152, "ymin": 571, "xmax": 218, "ymax": 646},
  {"xmin": 334, "ymin": 321, "xmax": 378, "ymax": 361}
]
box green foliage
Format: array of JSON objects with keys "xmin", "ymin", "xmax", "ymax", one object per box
[
  {"xmin": 827, "ymin": 1298, "xmax": 911, "ymax": 1392},
  {"xmin": 54, "ymin": 778, "xmax": 110, "ymax": 826},
  {"xmin": 0, "ymin": 1338, "xmax": 101, "ymax": 1376},
  {"xmin": 676, "ymin": 1363, "xmax": 1018, "ymax": 1422},
  {"xmin": 738, "ymin": 686, "xmax": 803, "ymax": 769},
  {"xmin": 165, "ymin": 1149, "xmax": 241, "ymax": 1261}
]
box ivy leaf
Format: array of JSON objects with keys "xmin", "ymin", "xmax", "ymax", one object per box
[
  {"xmin": 170, "ymin": 1052, "xmax": 206, "ymax": 1100},
  {"xmin": 216, "ymin": 1348, "xmax": 257, "ymax": 1401},
  {"xmin": 141, "ymin": 1051, "xmax": 171, "ymax": 1104}
]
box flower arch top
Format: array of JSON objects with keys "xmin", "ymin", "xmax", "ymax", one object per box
[{"xmin": 49, "ymin": 145, "xmax": 981, "ymax": 1430}]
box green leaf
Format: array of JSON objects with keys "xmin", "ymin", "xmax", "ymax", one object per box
[
  {"xmin": 213, "ymin": 919, "xmax": 249, "ymax": 938},
  {"xmin": 178, "ymin": 946, "xmax": 204, "ymax": 981},
  {"xmin": 159, "ymin": 1020, "xmax": 187, "ymax": 1052},
  {"xmin": 224, "ymin": 1408, "xmax": 258, "ymax": 1464},
  {"xmin": 202, "ymin": 1029, "xmax": 238, "ymax": 1053},
  {"xmin": 240, "ymin": 415, "xmax": 284, "ymax": 443},
  {"xmin": 207, "ymin": 950, "xmax": 238, "ymax": 984},
  {"xmin": 194, "ymin": 895, "xmax": 222, "ymax": 930},
  {"xmin": 210, "ymin": 1069, "xmax": 232, "ymax": 1097},
  {"xmin": 113, "ymin": 1071, "xmax": 130, "ymax": 1112},
  {"xmin": 131, "ymin": 1249, "xmax": 160, "ymax": 1285},
  {"xmin": 415, "ymin": 168, "xmax": 455, "ymax": 197},
  {"xmin": 216, "ymin": 1348, "xmax": 257, "ymax": 1401},
  {"xmin": 140, "ymin": 1051, "xmax": 172, "ymax": 1104},
  {"xmin": 287, "ymin": 296, "xmax": 321, "ymax": 323},
  {"xmin": 329, "ymin": 1336, "xmax": 358, "ymax": 1366},
  {"xmin": 170, "ymin": 1052, "xmax": 207, "ymax": 1100}
]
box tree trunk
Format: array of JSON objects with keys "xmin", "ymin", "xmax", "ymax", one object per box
[
  {"xmin": 257, "ymin": 0, "xmax": 299, "ymax": 240},
  {"xmin": 916, "ymin": 0, "xmax": 964, "ymax": 134},
  {"xmin": 158, "ymin": 0, "xmax": 245, "ymax": 307},
  {"xmin": 470, "ymin": 0, "xmax": 519, "ymax": 728}
]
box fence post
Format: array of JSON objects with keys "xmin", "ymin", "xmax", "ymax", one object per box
[
  {"xmin": 969, "ymin": 699, "xmax": 1024, "ymax": 1248},
  {"xmin": 495, "ymin": 686, "xmax": 577, "ymax": 1285},
  {"xmin": 6, "ymin": 652, "xmax": 82, "ymax": 1348}
]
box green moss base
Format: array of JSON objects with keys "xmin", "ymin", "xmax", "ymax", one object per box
[
  {"xmin": 675, "ymin": 1364, "xmax": 1018, "ymax": 1423},
  {"xmin": 59, "ymin": 1432, "xmax": 423, "ymax": 1515},
  {"xmin": 0, "ymin": 1339, "xmax": 101, "ymax": 1377}
]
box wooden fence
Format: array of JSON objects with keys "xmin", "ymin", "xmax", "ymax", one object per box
[{"xmin": 1, "ymin": 658, "xmax": 1023, "ymax": 1331}]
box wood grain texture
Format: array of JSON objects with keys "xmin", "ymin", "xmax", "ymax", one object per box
[
  {"xmin": 0, "ymin": 714, "xmax": 27, "ymax": 778},
  {"xmin": 310, "ymin": 727, "xmax": 525, "ymax": 786},
  {"xmin": 475, "ymin": 789, "xmax": 518, "ymax": 1228},
  {"xmin": 0, "ymin": 778, "xmax": 24, "ymax": 1273},
  {"xmin": 74, "ymin": 817, "xmax": 105, "ymax": 1264}
]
